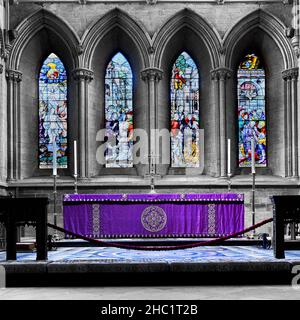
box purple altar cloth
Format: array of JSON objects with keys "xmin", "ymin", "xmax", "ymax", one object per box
[{"xmin": 63, "ymin": 193, "xmax": 244, "ymax": 238}]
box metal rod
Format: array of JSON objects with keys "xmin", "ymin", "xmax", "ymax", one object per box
[
  {"xmin": 53, "ymin": 174, "xmax": 58, "ymax": 239},
  {"xmin": 252, "ymin": 171, "xmax": 256, "ymax": 235},
  {"xmin": 53, "ymin": 174, "xmax": 57, "ymax": 226},
  {"xmin": 149, "ymin": 154, "xmax": 156, "ymax": 193},
  {"xmin": 227, "ymin": 173, "xmax": 232, "ymax": 192},
  {"xmin": 74, "ymin": 174, "xmax": 78, "ymax": 194}
]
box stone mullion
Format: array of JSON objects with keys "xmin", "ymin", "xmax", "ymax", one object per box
[
  {"xmin": 13, "ymin": 78, "xmax": 18, "ymax": 179},
  {"xmin": 287, "ymin": 76, "xmax": 292, "ymax": 177},
  {"xmin": 141, "ymin": 68, "xmax": 163, "ymax": 175},
  {"xmin": 211, "ymin": 67, "xmax": 232, "ymax": 178},
  {"xmin": 211, "ymin": 70, "xmax": 220, "ymax": 176},
  {"xmin": 7, "ymin": 74, "xmax": 14, "ymax": 180},
  {"xmin": 219, "ymin": 73, "xmax": 226, "ymax": 177},
  {"xmin": 283, "ymin": 68, "xmax": 298, "ymax": 178},
  {"xmin": 283, "ymin": 77, "xmax": 290, "ymax": 177},
  {"xmin": 84, "ymin": 79, "xmax": 89, "ymax": 178},
  {"xmin": 291, "ymin": 71, "xmax": 298, "ymax": 177},
  {"xmin": 72, "ymin": 68, "xmax": 94, "ymax": 179},
  {"xmin": 6, "ymin": 69, "xmax": 22, "ymax": 181}
]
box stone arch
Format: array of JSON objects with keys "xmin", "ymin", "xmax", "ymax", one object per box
[
  {"xmin": 223, "ymin": 9, "xmax": 297, "ymax": 178},
  {"xmin": 223, "ymin": 9, "xmax": 297, "ymax": 70},
  {"xmin": 153, "ymin": 9, "xmax": 222, "ymax": 70},
  {"xmin": 81, "ymin": 8, "xmax": 151, "ymax": 69},
  {"xmin": 153, "ymin": 9, "xmax": 221, "ymax": 176},
  {"xmin": 82, "ymin": 10, "xmax": 150, "ymax": 177},
  {"xmin": 7, "ymin": 9, "xmax": 80, "ymax": 179},
  {"xmin": 8, "ymin": 8, "xmax": 80, "ymax": 70}
]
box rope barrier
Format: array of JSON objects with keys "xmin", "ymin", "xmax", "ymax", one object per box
[{"xmin": 47, "ymin": 216, "xmax": 273, "ymax": 251}]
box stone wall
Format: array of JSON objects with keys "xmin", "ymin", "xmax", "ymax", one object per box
[{"xmin": 0, "ymin": 1, "xmax": 7, "ymax": 187}]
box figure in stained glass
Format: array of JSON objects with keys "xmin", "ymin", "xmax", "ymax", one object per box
[
  {"xmin": 170, "ymin": 51, "xmax": 200, "ymax": 167},
  {"xmin": 238, "ymin": 53, "xmax": 266, "ymax": 167},
  {"xmin": 39, "ymin": 53, "xmax": 68, "ymax": 169},
  {"xmin": 105, "ymin": 52, "xmax": 133, "ymax": 168}
]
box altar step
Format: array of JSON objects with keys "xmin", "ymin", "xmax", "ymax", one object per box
[{"xmin": 1, "ymin": 260, "xmax": 297, "ymax": 287}]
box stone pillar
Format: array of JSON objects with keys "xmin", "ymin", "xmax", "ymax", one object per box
[
  {"xmin": 72, "ymin": 68, "xmax": 94, "ymax": 179},
  {"xmin": 210, "ymin": 67, "xmax": 232, "ymax": 177},
  {"xmin": 282, "ymin": 68, "xmax": 299, "ymax": 178},
  {"xmin": 6, "ymin": 69, "xmax": 22, "ymax": 181},
  {"xmin": 141, "ymin": 68, "xmax": 163, "ymax": 175}
]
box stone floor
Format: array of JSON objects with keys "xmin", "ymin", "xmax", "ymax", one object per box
[
  {"xmin": 0, "ymin": 285, "xmax": 300, "ymax": 300},
  {"xmin": 1, "ymin": 245, "xmax": 300, "ymax": 262}
]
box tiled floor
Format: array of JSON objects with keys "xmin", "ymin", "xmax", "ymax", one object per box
[{"xmin": 1, "ymin": 245, "xmax": 300, "ymax": 262}]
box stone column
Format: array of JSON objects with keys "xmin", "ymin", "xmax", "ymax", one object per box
[
  {"xmin": 291, "ymin": 69, "xmax": 298, "ymax": 178},
  {"xmin": 141, "ymin": 68, "xmax": 163, "ymax": 175},
  {"xmin": 6, "ymin": 69, "xmax": 22, "ymax": 181},
  {"xmin": 72, "ymin": 68, "xmax": 94, "ymax": 179},
  {"xmin": 282, "ymin": 68, "xmax": 299, "ymax": 178},
  {"xmin": 210, "ymin": 67, "xmax": 232, "ymax": 177}
]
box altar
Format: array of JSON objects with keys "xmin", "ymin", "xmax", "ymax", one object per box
[{"xmin": 63, "ymin": 193, "xmax": 244, "ymax": 238}]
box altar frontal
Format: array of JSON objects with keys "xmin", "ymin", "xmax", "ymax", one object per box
[{"xmin": 63, "ymin": 193, "xmax": 244, "ymax": 238}]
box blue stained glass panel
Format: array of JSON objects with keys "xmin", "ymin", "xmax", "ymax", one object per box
[
  {"xmin": 170, "ymin": 51, "xmax": 200, "ymax": 167},
  {"xmin": 238, "ymin": 54, "xmax": 266, "ymax": 167},
  {"xmin": 105, "ymin": 52, "xmax": 133, "ymax": 168},
  {"xmin": 39, "ymin": 53, "xmax": 68, "ymax": 169}
]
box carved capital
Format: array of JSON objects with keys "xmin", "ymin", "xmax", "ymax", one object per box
[
  {"xmin": 210, "ymin": 67, "xmax": 232, "ymax": 81},
  {"xmin": 76, "ymin": 44, "xmax": 84, "ymax": 55},
  {"xmin": 148, "ymin": 46, "xmax": 155, "ymax": 54},
  {"xmin": 141, "ymin": 68, "xmax": 163, "ymax": 82},
  {"xmin": 0, "ymin": 64, "xmax": 3, "ymax": 74},
  {"xmin": 282, "ymin": 67, "xmax": 299, "ymax": 80},
  {"xmin": 72, "ymin": 68, "xmax": 94, "ymax": 82},
  {"xmin": 5, "ymin": 69, "xmax": 22, "ymax": 82}
]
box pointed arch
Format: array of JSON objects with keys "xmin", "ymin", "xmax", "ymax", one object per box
[
  {"xmin": 39, "ymin": 53, "xmax": 68, "ymax": 169},
  {"xmin": 82, "ymin": 9, "xmax": 151, "ymax": 69},
  {"xmin": 104, "ymin": 51, "xmax": 133, "ymax": 168},
  {"xmin": 223, "ymin": 9, "xmax": 297, "ymax": 70},
  {"xmin": 170, "ymin": 51, "xmax": 200, "ymax": 168},
  {"xmin": 8, "ymin": 9, "xmax": 80, "ymax": 70},
  {"xmin": 153, "ymin": 9, "xmax": 221, "ymax": 70}
]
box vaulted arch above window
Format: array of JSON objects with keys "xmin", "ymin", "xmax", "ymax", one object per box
[
  {"xmin": 170, "ymin": 51, "xmax": 200, "ymax": 168},
  {"xmin": 238, "ymin": 53, "xmax": 266, "ymax": 167},
  {"xmin": 105, "ymin": 52, "xmax": 133, "ymax": 168},
  {"xmin": 39, "ymin": 53, "xmax": 68, "ymax": 169}
]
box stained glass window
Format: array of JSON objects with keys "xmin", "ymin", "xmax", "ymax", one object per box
[
  {"xmin": 39, "ymin": 53, "xmax": 68, "ymax": 169},
  {"xmin": 170, "ymin": 51, "xmax": 200, "ymax": 167},
  {"xmin": 104, "ymin": 52, "xmax": 133, "ymax": 168},
  {"xmin": 238, "ymin": 53, "xmax": 266, "ymax": 167}
]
